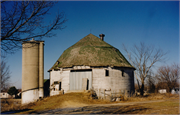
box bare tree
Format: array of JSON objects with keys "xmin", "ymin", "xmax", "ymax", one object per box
[
  {"xmin": 156, "ymin": 64, "xmax": 179, "ymax": 92},
  {"xmin": 123, "ymin": 42, "xmax": 166, "ymax": 96},
  {"xmin": 145, "ymin": 71, "xmax": 156, "ymax": 93},
  {"xmin": 1, "ymin": 59, "xmax": 11, "ymax": 91},
  {"xmin": 1, "ymin": 1, "xmax": 67, "ymax": 54}
]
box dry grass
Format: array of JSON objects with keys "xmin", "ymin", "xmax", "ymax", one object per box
[
  {"xmin": 1, "ymin": 92, "xmax": 179, "ymax": 114},
  {"xmin": 135, "ymin": 99, "xmax": 179, "ymax": 114},
  {"xmin": 1, "ymin": 98, "xmax": 33, "ymax": 113},
  {"xmin": 90, "ymin": 99, "xmax": 179, "ymax": 114},
  {"xmin": 120, "ymin": 93, "xmax": 179, "ymax": 102},
  {"xmin": 5, "ymin": 91, "xmax": 111, "ymax": 114}
]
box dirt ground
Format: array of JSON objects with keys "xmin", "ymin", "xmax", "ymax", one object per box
[
  {"xmin": 1, "ymin": 93, "xmax": 179, "ymax": 114},
  {"xmin": 6, "ymin": 98, "xmax": 178, "ymax": 114},
  {"xmin": 28, "ymin": 99, "xmax": 179, "ymax": 114}
]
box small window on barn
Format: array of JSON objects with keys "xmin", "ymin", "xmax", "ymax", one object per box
[
  {"xmin": 106, "ymin": 70, "xmax": 109, "ymax": 76},
  {"xmin": 122, "ymin": 70, "xmax": 124, "ymax": 77},
  {"xmin": 54, "ymin": 81, "xmax": 59, "ymax": 84},
  {"xmin": 59, "ymin": 82, "xmax": 61, "ymax": 91}
]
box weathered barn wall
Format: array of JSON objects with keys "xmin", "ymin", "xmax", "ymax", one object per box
[
  {"xmin": 49, "ymin": 66, "xmax": 134, "ymax": 98},
  {"xmin": 61, "ymin": 70, "xmax": 70, "ymax": 93},
  {"xmin": 92, "ymin": 67, "xmax": 134, "ymax": 97},
  {"xmin": 109, "ymin": 68, "xmax": 134, "ymax": 92},
  {"xmin": 50, "ymin": 70, "xmax": 70, "ymax": 96},
  {"xmin": 92, "ymin": 68, "xmax": 110, "ymax": 89}
]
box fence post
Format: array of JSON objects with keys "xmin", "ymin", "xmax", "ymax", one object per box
[
  {"xmin": 119, "ymin": 89, "xmax": 121, "ymax": 97},
  {"xmin": 113, "ymin": 90, "xmax": 115, "ymax": 98},
  {"xmin": 110, "ymin": 89, "xmax": 112, "ymax": 99},
  {"xmin": 104, "ymin": 89, "xmax": 105, "ymax": 99},
  {"xmin": 98, "ymin": 89, "xmax": 100, "ymax": 99}
]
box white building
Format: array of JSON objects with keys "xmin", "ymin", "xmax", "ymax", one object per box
[
  {"xmin": 48, "ymin": 34, "xmax": 135, "ymax": 98},
  {"xmin": 158, "ymin": 89, "xmax": 167, "ymax": 94},
  {"xmin": 0, "ymin": 92, "xmax": 11, "ymax": 98},
  {"xmin": 171, "ymin": 87, "xmax": 180, "ymax": 94}
]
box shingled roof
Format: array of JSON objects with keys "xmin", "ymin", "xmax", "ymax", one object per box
[{"xmin": 49, "ymin": 34, "xmax": 134, "ymax": 71}]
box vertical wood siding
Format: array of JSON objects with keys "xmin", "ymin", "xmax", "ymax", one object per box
[{"xmin": 69, "ymin": 71, "xmax": 92, "ymax": 90}]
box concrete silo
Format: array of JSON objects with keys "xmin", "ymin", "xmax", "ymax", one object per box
[{"xmin": 22, "ymin": 39, "xmax": 44, "ymax": 104}]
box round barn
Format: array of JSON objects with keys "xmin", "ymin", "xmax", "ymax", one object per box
[{"xmin": 48, "ymin": 34, "xmax": 135, "ymax": 97}]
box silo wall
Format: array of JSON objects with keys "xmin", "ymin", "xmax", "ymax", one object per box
[
  {"xmin": 39, "ymin": 42, "xmax": 44, "ymax": 98},
  {"xmin": 22, "ymin": 40, "xmax": 44, "ymax": 104}
]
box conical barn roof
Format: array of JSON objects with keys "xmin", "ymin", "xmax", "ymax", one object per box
[{"xmin": 49, "ymin": 34, "xmax": 135, "ymax": 71}]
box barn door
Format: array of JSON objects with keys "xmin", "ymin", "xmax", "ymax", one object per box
[{"xmin": 69, "ymin": 70, "xmax": 92, "ymax": 90}]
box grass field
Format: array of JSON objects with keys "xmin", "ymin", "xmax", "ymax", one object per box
[{"xmin": 1, "ymin": 91, "xmax": 179, "ymax": 114}]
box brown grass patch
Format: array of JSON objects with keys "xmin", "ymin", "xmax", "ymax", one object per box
[
  {"xmin": 1, "ymin": 92, "xmax": 179, "ymax": 114},
  {"xmin": 1, "ymin": 98, "xmax": 35, "ymax": 113},
  {"xmin": 137, "ymin": 99, "xmax": 179, "ymax": 114},
  {"xmin": 13, "ymin": 91, "xmax": 111, "ymax": 114},
  {"xmin": 57, "ymin": 99, "xmax": 179, "ymax": 114},
  {"xmin": 120, "ymin": 93, "xmax": 179, "ymax": 102}
]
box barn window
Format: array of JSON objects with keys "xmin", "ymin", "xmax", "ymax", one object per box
[
  {"xmin": 54, "ymin": 81, "xmax": 59, "ymax": 84},
  {"xmin": 122, "ymin": 70, "xmax": 124, "ymax": 77},
  {"xmin": 105, "ymin": 70, "xmax": 109, "ymax": 76},
  {"xmin": 86, "ymin": 79, "xmax": 89, "ymax": 90},
  {"xmin": 71, "ymin": 69, "xmax": 92, "ymax": 72},
  {"xmin": 59, "ymin": 82, "xmax": 61, "ymax": 90}
]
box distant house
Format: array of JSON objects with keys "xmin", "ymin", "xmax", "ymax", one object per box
[
  {"xmin": 0, "ymin": 92, "xmax": 11, "ymax": 98},
  {"xmin": 171, "ymin": 87, "xmax": 180, "ymax": 94},
  {"xmin": 158, "ymin": 89, "xmax": 167, "ymax": 93},
  {"xmin": 1, "ymin": 89, "xmax": 21, "ymax": 99}
]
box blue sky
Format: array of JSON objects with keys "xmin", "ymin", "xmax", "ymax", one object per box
[{"xmin": 5, "ymin": 1, "xmax": 179, "ymax": 89}]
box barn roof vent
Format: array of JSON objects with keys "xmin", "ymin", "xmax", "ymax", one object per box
[
  {"xmin": 99, "ymin": 34, "xmax": 105, "ymax": 41},
  {"xmin": 31, "ymin": 38, "xmax": 35, "ymax": 41}
]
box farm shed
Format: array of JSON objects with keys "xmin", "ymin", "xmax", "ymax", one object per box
[
  {"xmin": 0, "ymin": 92, "xmax": 11, "ymax": 98},
  {"xmin": 48, "ymin": 34, "xmax": 135, "ymax": 98}
]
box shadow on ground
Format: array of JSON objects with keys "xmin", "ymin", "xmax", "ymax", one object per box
[
  {"xmin": 34, "ymin": 105, "xmax": 150, "ymax": 114},
  {"xmin": 1, "ymin": 109, "xmax": 32, "ymax": 114},
  {"xmin": 97, "ymin": 105, "xmax": 149, "ymax": 114},
  {"xmin": 81, "ymin": 105, "xmax": 149, "ymax": 114}
]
